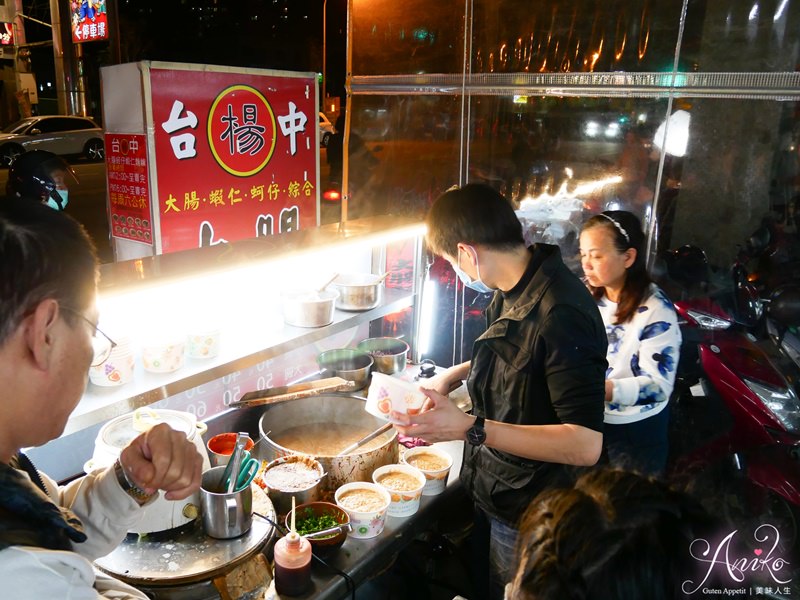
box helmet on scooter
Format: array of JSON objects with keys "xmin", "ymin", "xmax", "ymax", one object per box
[
  {"xmin": 666, "ymin": 245, "xmax": 710, "ymax": 286},
  {"xmin": 5, "ymin": 150, "xmax": 77, "ymax": 211},
  {"xmin": 768, "ymin": 285, "xmax": 800, "ymax": 328}
]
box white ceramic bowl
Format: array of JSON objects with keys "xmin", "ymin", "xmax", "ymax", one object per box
[
  {"xmin": 335, "ymin": 482, "xmax": 391, "ymax": 539},
  {"xmin": 365, "ymin": 372, "xmax": 426, "ymax": 421},
  {"xmin": 372, "ymin": 463, "xmax": 426, "ymax": 517},
  {"xmin": 401, "ymin": 446, "xmax": 453, "ymax": 496}
]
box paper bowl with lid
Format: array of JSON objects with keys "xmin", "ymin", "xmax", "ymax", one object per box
[
  {"xmin": 372, "ymin": 463, "xmax": 426, "ymax": 517},
  {"xmin": 335, "ymin": 481, "xmax": 391, "ymax": 539},
  {"xmin": 400, "ymin": 446, "xmax": 453, "ymax": 496}
]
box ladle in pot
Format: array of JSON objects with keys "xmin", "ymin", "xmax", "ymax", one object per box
[
  {"xmin": 336, "ymin": 422, "xmax": 393, "ymax": 456},
  {"xmin": 317, "ymin": 273, "xmax": 339, "ymax": 292}
]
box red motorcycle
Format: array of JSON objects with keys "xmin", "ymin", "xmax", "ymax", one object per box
[{"xmin": 660, "ymin": 245, "xmax": 800, "ymax": 546}]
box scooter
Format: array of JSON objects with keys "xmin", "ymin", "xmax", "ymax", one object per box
[
  {"xmin": 766, "ymin": 284, "xmax": 800, "ymax": 371},
  {"xmin": 659, "ymin": 245, "xmax": 800, "ymax": 546}
]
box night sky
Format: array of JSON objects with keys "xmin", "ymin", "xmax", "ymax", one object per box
[{"xmin": 23, "ymin": 0, "xmax": 348, "ymax": 119}]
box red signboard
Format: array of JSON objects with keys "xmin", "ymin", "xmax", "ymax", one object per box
[
  {"xmin": 0, "ymin": 23, "xmax": 13, "ymax": 45},
  {"xmin": 149, "ymin": 68, "xmax": 317, "ymax": 254},
  {"xmin": 70, "ymin": 1, "xmax": 109, "ymax": 43},
  {"xmin": 106, "ymin": 133, "xmax": 152, "ymax": 244}
]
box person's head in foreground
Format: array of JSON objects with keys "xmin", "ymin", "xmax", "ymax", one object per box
[
  {"xmin": 5, "ymin": 150, "xmax": 78, "ymax": 211},
  {"xmin": 507, "ymin": 468, "xmax": 714, "ymax": 600},
  {"xmin": 0, "ymin": 197, "xmax": 99, "ymax": 459}
]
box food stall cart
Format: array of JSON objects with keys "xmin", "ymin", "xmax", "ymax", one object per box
[{"xmin": 28, "ymin": 214, "xmax": 465, "ymax": 598}]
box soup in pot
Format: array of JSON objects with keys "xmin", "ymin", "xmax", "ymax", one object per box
[{"xmin": 273, "ymin": 423, "xmax": 389, "ymax": 456}]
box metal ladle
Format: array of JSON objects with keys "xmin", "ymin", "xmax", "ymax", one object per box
[
  {"xmin": 336, "ymin": 422, "xmax": 393, "ymax": 456},
  {"xmin": 317, "ymin": 273, "xmax": 339, "ymax": 292}
]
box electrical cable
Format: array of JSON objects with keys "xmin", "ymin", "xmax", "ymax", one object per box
[{"xmin": 254, "ymin": 512, "xmax": 356, "ymax": 600}]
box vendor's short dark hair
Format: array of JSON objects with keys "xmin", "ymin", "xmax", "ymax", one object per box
[
  {"xmin": 0, "ymin": 197, "xmax": 98, "ymax": 344},
  {"xmin": 425, "ymin": 183, "xmax": 524, "ymax": 258},
  {"xmin": 510, "ymin": 468, "xmax": 715, "ymax": 600}
]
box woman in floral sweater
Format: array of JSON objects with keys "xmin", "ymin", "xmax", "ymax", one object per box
[{"xmin": 579, "ymin": 210, "xmax": 681, "ymax": 475}]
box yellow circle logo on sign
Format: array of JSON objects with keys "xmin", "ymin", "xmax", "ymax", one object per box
[{"xmin": 208, "ymin": 85, "xmax": 277, "ymax": 177}]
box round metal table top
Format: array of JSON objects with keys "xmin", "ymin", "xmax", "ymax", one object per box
[{"xmin": 95, "ymin": 485, "xmax": 276, "ymax": 587}]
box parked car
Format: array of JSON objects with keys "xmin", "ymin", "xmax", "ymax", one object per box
[
  {"xmin": 319, "ymin": 112, "xmax": 335, "ymax": 147},
  {"xmin": 0, "ymin": 115, "xmax": 104, "ymax": 166}
]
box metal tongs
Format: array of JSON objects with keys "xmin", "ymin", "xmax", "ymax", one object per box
[{"xmin": 219, "ymin": 432, "xmax": 249, "ymax": 493}]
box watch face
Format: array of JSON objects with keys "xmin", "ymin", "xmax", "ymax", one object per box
[{"xmin": 467, "ymin": 425, "xmax": 486, "ymax": 446}]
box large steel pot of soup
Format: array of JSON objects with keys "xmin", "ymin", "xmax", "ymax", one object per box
[{"xmin": 256, "ymin": 395, "xmax": 398, "ymax": 495}]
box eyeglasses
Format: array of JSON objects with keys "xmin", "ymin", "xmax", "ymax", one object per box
[{"xmin": 61, "ymin": 306, "xmax": 117, "ymax": 367}]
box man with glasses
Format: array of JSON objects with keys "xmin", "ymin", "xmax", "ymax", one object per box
[{"xmin": 0, "ymin": 198, "xmax": 203, "ymax": 599}]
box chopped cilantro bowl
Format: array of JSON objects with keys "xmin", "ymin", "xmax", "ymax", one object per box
[{"xmin": 291, "ymin": 505, "xmax": 347, "ymax": 540}]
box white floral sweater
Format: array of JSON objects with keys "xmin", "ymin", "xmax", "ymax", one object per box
[{"xmin": 597, "ymin": 284, "xmax": 682, "ymax": 425}]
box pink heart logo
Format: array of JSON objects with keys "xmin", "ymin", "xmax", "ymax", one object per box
[{"xmin": 754, "ymin": 549, "xmax": 763, "ymax": 556}]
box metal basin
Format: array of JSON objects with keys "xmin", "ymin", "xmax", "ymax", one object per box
[
  {"xmin": 317, "ymin": 349, "xmax": 373, "ymax": 390},
  {"xmin": 356, "ymin": 337, "xmax": 409, "ymax": 374},
  {"xmin": 332, "ymin": 273, "xmax": 384, "ymax": 311}
]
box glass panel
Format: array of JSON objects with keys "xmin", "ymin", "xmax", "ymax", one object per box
[
  {"xmin": 472, "ymin": 0, "xmax": 684, "ymax": 74},
  {"xmin": 682, "ymin": 0, "xmax": 800, "ymax": 73},
  {"xmin": 662, "ymin": 98, "xmax": 799, "ymax": 271},
  {"xmin": 466, "ymin": 96, "xmax": 670, "ymax": 267},
  {"xmin": 351, "ymin": 0, "xmax": 466, "ymax": 75},
  {"xmin": 340, "ymin": 95, "xmax": 462, "ymax": 221}
]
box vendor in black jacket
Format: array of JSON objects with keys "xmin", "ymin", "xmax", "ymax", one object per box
[{"xmin": 392, "ymin": 183, "xmax": 607, "ymax": 600}]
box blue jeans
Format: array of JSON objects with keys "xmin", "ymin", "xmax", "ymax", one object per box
[{"xmin": 472, "ymin": 508, "xmax": 519, "ymax": 600}]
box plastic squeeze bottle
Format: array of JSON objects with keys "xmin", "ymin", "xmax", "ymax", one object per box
[{"xmin": 274, "ymin": 497, "xmax": 312, "ymax": 596}]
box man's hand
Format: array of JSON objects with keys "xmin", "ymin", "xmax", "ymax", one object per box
[
  {"xmin": 391, "ymin": 386, "xmax": 473, "ymax": 443},
  {"xmin": 119, "ymin": 423, "xmax": 203, "ymax": 501}
]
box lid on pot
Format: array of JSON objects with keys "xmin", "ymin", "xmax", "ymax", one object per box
[{"xmin": 100, "ymin": 408, "xmax": 196, "ymax": 451}]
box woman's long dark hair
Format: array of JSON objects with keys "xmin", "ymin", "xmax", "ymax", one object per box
[{"xmin": 582, "ymin": 210, "xmax": 650, "ymax": 324}]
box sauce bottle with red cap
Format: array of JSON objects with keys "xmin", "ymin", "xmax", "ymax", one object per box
[{"xmin": 274, "ymin": 497, "xmax": 312, "ymax": 596}]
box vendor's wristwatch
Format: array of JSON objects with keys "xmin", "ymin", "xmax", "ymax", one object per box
[
  {"xmin": 114, "ymin": 459, "xmax": 156, "ymax": 505},
  {"xmin": 466, "ymin": 415, "xmax": 487, "ymax": 446}
]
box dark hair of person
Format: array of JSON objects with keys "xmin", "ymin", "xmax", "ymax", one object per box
[
  {"xmin": 0, "ymin": 196, "xmax": 98, "ymax": 345},
  {"xmin": 425, "ymin": 183, "xmax": 525, "ymax": 258},
  {"xmin": 581, "ymin": 210, "xmax": 650, "ymax": 324},
  {"xmin": 510, "ymin": 468, "xmax": 715, "ymax": 600}
]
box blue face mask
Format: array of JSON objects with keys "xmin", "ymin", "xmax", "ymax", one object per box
[
  {"xmin": 45, "ymin": 190, "xmax": 69, "ymax": 211},
  {"xmin": 453, "ymin": 247, "xmax": 495, "ymax": 294}
]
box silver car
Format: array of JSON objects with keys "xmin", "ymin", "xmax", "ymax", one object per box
[{"xmin": 0, "ymin": 115, "xmax": 104, "ymax": 166}]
